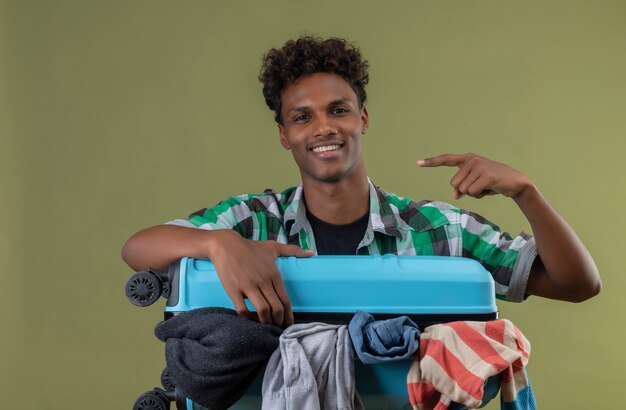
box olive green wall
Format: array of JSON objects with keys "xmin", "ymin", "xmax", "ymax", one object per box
[{"xmin": 2, "ymin": 1, "xmax": 625, "ymax": 408}]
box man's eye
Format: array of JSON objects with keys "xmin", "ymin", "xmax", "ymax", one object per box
[
  {"xmin": 333, "ymin": 107, "xmax": 348, "ymax": 114},
  {"xmin": 294, "ymin": 114, "xmax": 309, "ymax": 122}
]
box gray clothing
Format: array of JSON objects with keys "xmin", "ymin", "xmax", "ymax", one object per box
[{"xmin": 262, "ymin": 322, "xmax": 364, "ymax": 410}]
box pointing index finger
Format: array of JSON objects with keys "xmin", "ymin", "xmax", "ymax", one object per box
[{"xmin": 417, "ymin": 153, "xmax": 469, "ymax": 168}]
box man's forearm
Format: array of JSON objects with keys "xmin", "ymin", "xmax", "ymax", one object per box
[
  {"xmin": 121, "ymin": 225, "xmax": 217, "ymax": 272},
  {"xmin": 513, "ymin": 184, "xmax": 601, "ymax": 301}
]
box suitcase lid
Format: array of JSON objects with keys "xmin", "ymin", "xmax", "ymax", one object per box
[{"xmin": 165, "ymin": 255, "xmax": 497, "ymax": 322}]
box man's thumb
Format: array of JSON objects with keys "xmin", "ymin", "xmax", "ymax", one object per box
[{"xmin": 276, "ymin": 243, "xmax": 315, "ymax": 257}]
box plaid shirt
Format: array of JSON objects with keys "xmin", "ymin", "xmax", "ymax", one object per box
[{"xmin": 167, "ymin": 179, "xmax": 537, "ymax": 302}]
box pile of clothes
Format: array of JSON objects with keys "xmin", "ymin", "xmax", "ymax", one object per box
[{"xmin": 155, "ymin": 307, "xmax": 536, "ymax": 410}]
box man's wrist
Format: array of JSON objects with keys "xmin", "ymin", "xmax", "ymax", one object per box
[
  {"xmin": 203, "ymin": 229, "xmax": 239, "ymax": 260},
  {"xmin": 512, "ymin": 182, "xmax": 541, "ymax": 209},
  {"xmin": 202, "ymin": 229, "xmax": 222, "ymax": 260}
]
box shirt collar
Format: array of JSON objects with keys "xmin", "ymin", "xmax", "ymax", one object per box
[{"xmin": 284, "ymin": 178, "xmax": 402, "ymax": 238}]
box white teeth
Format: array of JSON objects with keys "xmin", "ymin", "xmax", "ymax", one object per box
[{"xmin": 312, "ymin": 144, "xmax": 341, "ymax": 153}]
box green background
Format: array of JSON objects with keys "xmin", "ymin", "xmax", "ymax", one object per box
[{"xmin": 2, "ymin": 1, "xmax": 625, "ymax": 408}]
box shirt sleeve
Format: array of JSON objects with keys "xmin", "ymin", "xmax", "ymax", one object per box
[
  {"xmin": 459, "ymin": 209, "xmax": 538, "ymax": 303},
  {"xmin": 164, "ymin": 195, "xmax": 255, "ymax": 239}
]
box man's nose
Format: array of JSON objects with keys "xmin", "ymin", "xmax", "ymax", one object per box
[{"xmin": 313, "ymin": 115, "xmax": 336, "ymax": 138}]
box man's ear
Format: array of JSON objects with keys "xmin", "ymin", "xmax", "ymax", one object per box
[
  {"xmin": 361, "ymin": 107, "xmax": 369, "ymax": 134},
  {"xmin": 278, "ymin": 124, "xmax": 290, "ymax": 150}
]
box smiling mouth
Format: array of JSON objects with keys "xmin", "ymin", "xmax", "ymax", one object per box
[{"xmin": 311, "ymin": 144, "xmax": 343, "ymax": 153}]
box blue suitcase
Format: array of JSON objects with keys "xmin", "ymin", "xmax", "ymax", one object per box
[{"xmin": 126, "ymin": 255, "xmax": 499, "ymax": 409}]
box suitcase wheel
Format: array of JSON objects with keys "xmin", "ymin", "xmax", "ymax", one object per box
[
  {"xmin": 133, "ymin": 388, "xmax": 170, "ymax": 410},
  {"xmin": 160, "ymin": 367, "xmax": 175, "ymax": 391},
  {"xmin": 125, "ymin": 271, "xmax": 162, "ymax": 307}
]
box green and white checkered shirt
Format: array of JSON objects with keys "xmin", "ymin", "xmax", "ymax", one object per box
[{"xmin": 167, "ymin": 179, "xmax": 537, "ymax": 302}]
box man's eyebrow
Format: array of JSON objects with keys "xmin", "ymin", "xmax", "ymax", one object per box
[
  {"xmin": 328, "ymin": 98, "xmax": 351, "ymax": 106},
  {"xmin": 287, "ymin": 98, "xmax": 353, "ymax": 113},
  {"xmin": 288, "ymin": 106, "xmax": 310, "ymax": 113}
]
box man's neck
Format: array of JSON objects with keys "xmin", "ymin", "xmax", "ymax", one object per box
[{"xmin": 302, "ymin": 175, "xmax": 370, "ymax": 225}]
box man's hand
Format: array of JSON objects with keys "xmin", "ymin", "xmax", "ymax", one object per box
[
  {"xmin": 206, "ymin": 230, "xmax": 314, "ymax": 327},
  {"xmin": 417, "ymin": 153, "xmax": 532, "ymax": 200},
  {"xmin": 418, "ymin": 152, "xmax": 601, "ymax": 302}
]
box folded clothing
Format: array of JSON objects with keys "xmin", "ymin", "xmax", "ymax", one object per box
[
  {"xmin": 348, "ymin": 309, "xmax": 421, "ymax": 364},
  {"xmin": 154, "ymin": 307, "xmax": 283, "ymax": 410}
]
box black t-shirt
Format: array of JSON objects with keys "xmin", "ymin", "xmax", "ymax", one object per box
[{"xmin": 306, "ymin": 209, "xmax": 369, "ymax": 255}]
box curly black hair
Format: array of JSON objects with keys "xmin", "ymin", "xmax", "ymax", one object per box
[{"xmin": 259, "ymin": 36, "xmax": 369, "ymax": 124}]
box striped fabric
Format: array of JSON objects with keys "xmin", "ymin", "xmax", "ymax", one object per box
[
  {"xmin": 166, "ymin": 179, "xmax": 537, "ymax": 302},
  {"xmin": 407, "ymin": 320, "xmax": 536, "ymax": 410}
]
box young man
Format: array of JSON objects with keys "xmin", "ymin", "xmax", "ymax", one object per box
[{"xmin": 122, "ymin": 36, "xmax": 600, "ymax": 327}]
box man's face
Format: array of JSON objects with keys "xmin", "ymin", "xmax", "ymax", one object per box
[{"xmin": 278, "ymin": 72, "xmax": 369, "ymax": 185}]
